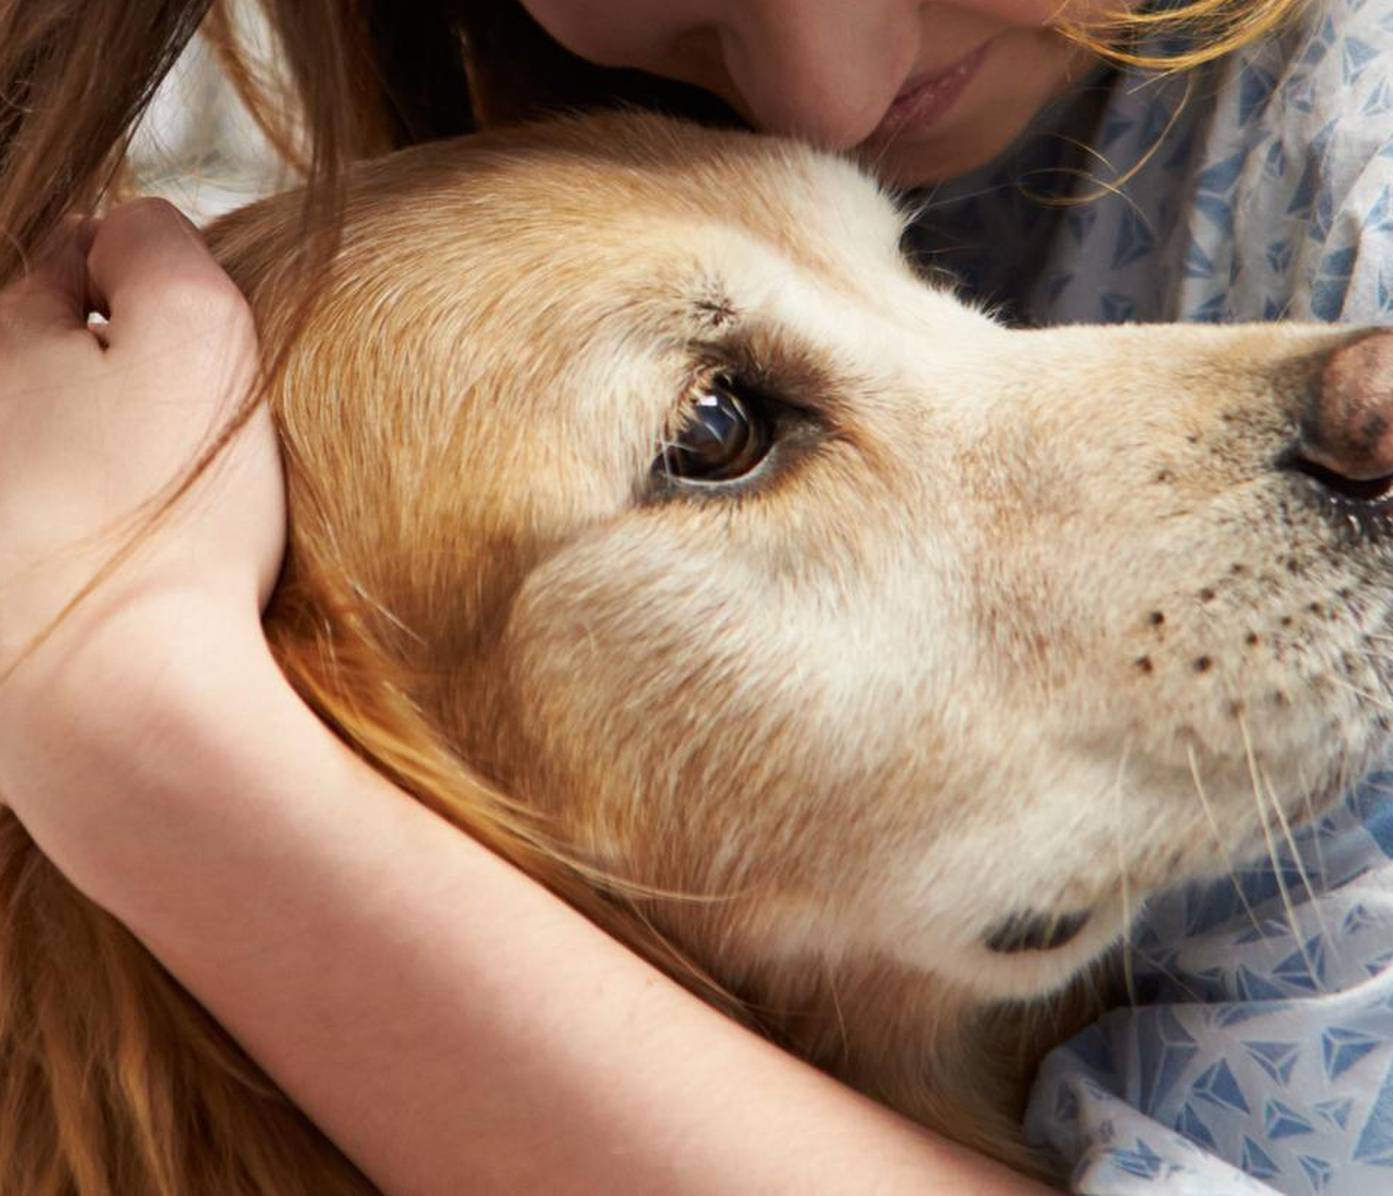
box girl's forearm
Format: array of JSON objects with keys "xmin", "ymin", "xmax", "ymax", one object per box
[{"xmin": 17, "ymin": 607, "xmax": 1050, "ymax": 1196}]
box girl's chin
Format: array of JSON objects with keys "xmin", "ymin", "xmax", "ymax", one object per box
[{"xmin": 859, "ymin": 112, "xmax": 1032, "ymax": 187}]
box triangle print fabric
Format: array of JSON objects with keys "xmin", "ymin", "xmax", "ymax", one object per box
[{"xmin": 1026, "ymin": 774, "xmax": 1393, "ymax": 1194}]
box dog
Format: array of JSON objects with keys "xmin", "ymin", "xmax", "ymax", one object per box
[{"xmin": 3, "ymin": 111, "xmax": 1391, "ymax": 1194}]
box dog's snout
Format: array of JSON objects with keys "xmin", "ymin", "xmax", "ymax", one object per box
[{"xmin": 1296, "ymin": 329, "xmax": 1393, "ymax": 486}]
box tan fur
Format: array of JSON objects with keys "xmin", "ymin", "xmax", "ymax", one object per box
[{"xmin": 3, "ymin": 112, "xmax": 1388, "ymax": 1192}]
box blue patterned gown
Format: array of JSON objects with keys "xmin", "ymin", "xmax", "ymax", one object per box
[{"xmin": 902, "ymin": 2, "xmax": 1393, "ymax": 1190}]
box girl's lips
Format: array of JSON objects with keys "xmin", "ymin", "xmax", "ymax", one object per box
[{"xmin": 871, "ymin": 41, "xmax": 992, "ymax": 142}]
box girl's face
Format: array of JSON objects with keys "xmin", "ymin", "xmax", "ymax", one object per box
[{"xmin": 519, "ymin": 0, "xmax": 1111, "ymax": 184}]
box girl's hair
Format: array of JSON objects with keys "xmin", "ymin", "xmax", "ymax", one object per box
[{"xmin": 0, "ymin": 0, "xmax": 1309, "ymax": 290}]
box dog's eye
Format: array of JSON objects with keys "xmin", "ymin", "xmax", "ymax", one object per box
[{"xmin": 656, "ymin": 379, "xmax": 771, "ymax": 483}]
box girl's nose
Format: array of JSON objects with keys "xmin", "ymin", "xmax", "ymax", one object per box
[{"xmin": 712, "ymin": 1, "xmax": 917, "ymax": 149}]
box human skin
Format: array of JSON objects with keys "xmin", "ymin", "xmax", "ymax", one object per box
[
  {"xmin": 517, "ymin": 0, "xmax": 1118, "ymax": 182},
  {"xmin": 0, "ymin": 205, "xmax": 1055, "ymax": 1193}
]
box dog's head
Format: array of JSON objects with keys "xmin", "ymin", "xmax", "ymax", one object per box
[{"xmin": 211, "ymin": 111, "xmax": 1392, "ymax": 1027}]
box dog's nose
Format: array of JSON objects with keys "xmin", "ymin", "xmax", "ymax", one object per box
[{"xmin": 1298, "ymin": 329, "xmax": 1393, "ymax": 483}]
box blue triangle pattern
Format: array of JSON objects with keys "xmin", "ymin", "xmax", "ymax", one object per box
[
  {"xmin": 1232, "ymin": 917, "xmax": 1297, "ymax": 947},
  {"xmin": 1135, "ymin": 1007, "xmax": 1199, "ymax": 1108},
  {"xmin": 1139, "ymin": 98, "xmax": 1174, "ymax": 149},
  {"xmin": 1364, "ymin": 76, "xmax": 1393, "ymax": 115},
  {"xmin": 1183, "ymin": 242, "xmax": 1215, "ymax": 279},
  {"xmin": 1113, "ymin": 1139, "xmax": 1165, "ymax": 1180},
  {"xmin": 1185, "ymin": 880, "xmax": 1250, "ymax": 936},
  {"xmin": 1266, "ymin": 238, "xmax": 1294, "ymax": 274},
  {"xmin": 1238, "ymin": 63, "xmax": 1279, "ymax": 123},
  {"xmin": 1041, "ymin": 271, "xmax": 1071, "ymax": 305},
  {"xmin": 1101, "ymin": 292, "xmax": 1138, "ymax": 323},
  {"xmin": 1343, "ymin": 902, "xmax": 1377, "ymax": 934},
  {"xmin": 1315, "ymin": 1097, "xmax": 1354, "ymax": 1130},
  {"xmin": 1283, "ymin": 72, "xmax": 1317, "ymax": 113},
  {"xmin": 1321, "ymin": 246, "xmax": 1359, "ymax": 277},
  {"xmin": 1066, "ymin": 205, "xmax": 1097, "ymax": 244},
  {"xmin": 1194, "ymin": 149, "xmax": 1248, "ymax": 195},
  {"xmin": 1192, "ymin": 1059, "xmax": 1251, "ymax": 1113},
  {"xmin": 1286, "ymin": 158, "xmax": 1320, "ymax": 216},
  {"xmin": 1236, "ymin": 963, "xmax": 1288, "ymax": 1001},
  {"xmin": 1313, "ymin": 276, "xmax": 1353, "ymax": 321},
  {"xmin": 1265, "ymin": 1098, "xmax": 1317, "ymax": 1139},
  {"xmin": 1353, "ymin": 1060, "xmax": 1393, "ymax": 1165},
  {"xmin": 1368, "ymin": 947, "xmax": 1393, "ymax": 976},
  {"xmin": 1275, "ymin": 941, "xmax": 1326, "ymax": 996},
  {"xmin": 1300, "ymin": 29, "xmax": 1330, "ymax": 66},
  {"xmin": 1365, "ymin": 186, "xmax": 1393, "ymax": 231},
  {"xmin": 1215, "ymin": 996, "xmax": 1292, "ymax": 1027},
  {"xmin": 1189, "ymin": 292, "xmax": 1229, "ymax": 324},
  {"xmin": 1342, "ymin": 35, "xmax": 1381, "ymax": 82},
  {"xmin": 1192, "ymin": 193, "xmax": 1235, "ymax": 235},
  {"xmin": 1112, "ymin": 206, "xmax": 1157, "ymax": 269},
  {"xmin": 1175, "ymin": 1102, "xmax": 1219, "ymax": 1152},
  {"xmin": 1263, "ymin": 137, "xmax": 1288, "ymax": 179},
  {"xmin": 1350, "ymin": 777, "xmax": 1393, "ymax": 855},
  {"xmin": 1322, "ymin": 1026, "xmax": 1382, "ymax": 1079},
  {"xmin": 1163, "ymin": 123, "xmax": 1199, "ymax": 172},
  {"xmin": 1241, "ymin": 1135, "xmax": 1281, "ymax": 1181},
  {"xmin": 1312, "ymin": 181, "xmax": 1336, "ymax": 241},
  {"xmin": 1298, "ymin": 1154, "xmax": 1334, "ymax": 1191},
  {"xmin": 1244, "ymin": 1040, "xmax": 1301, "ymax": 1085}
]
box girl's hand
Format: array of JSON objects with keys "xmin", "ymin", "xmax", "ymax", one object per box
[{"xmin": 0, "ymin": 200, "xmax": 283, "ymax": 826}]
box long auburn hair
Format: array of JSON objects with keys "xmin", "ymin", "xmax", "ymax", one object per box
[{"xmin": 0, "ymin": 2, "xmax": 1313, "ymax": 1194}]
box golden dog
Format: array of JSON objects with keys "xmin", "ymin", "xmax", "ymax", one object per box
[{"xmin": 3, "ymin": 112, "xmax": 1392, "ymax": 1193}]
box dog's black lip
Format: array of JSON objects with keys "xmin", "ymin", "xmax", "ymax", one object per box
[
  {"xmin": 1279, "ymin": 446, "xmax": 1393, "ymax": 531},
  {"xmin": 983, "ymin": 909, "xmax": 1091, "ymax": 954}
]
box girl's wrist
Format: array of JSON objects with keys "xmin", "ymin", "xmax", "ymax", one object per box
[{"xmin": 0, "ymin": 591, "xmax": 281, "ymax": 885}]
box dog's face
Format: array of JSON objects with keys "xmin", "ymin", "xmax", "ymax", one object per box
[{"xmin": 213, "ymin": 114, "xmax": 1392, "ymax": 1010}]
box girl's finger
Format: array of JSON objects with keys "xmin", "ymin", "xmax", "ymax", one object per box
[
  {"xmin": 0, "ymin": 217, "xmax": 97, "ymax": 337},
  {"xmin": 84, "ymin": 199, "xmax": 249, "ymax": 353}
]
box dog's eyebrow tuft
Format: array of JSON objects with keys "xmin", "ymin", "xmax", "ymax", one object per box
[{"xmin": 692, "ymin": 295, "xmax": 739, "ymax": 329}]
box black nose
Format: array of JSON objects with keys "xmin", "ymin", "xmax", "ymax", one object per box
[{"xmin": 1295, "ymin": 329, "xmax": 1393, "ymax": 489}]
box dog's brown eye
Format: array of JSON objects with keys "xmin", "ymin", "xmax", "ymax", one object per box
[{"xmin": 657, "ymin": 380, "xmax": 770, "ymax": 483}]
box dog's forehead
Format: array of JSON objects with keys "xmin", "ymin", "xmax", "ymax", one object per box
[{"xmin": 451, "ymin": 114, "xmax": 910, "ymax": 304}]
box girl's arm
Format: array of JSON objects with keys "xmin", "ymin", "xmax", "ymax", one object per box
[{"xmin": 0, "ymin": 204, "xmax": 1050, "ymax": 1196}]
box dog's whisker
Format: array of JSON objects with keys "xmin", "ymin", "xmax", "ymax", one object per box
[
  {"xmin": 1257, "ymin": 759, "xmax": 1331, "ymax": 964},
  {"xmin": 1327, "ymin": 674, "xmax": 1393, "ymax": 715},
  {"xmin": 1293, "ymin": 754, "xmax": 1331, "ymax": 898},
  {"xmin": 1187, "ymin": 745, "xmax": 1265, "ymax": 943},
  {"xmin": 1109, "ymin": 743, "xmax": 1137, "ymax": 1007},
  {"xmin": 1238, "ymin": 713, "xmax": 1320, "ymax": 983}
]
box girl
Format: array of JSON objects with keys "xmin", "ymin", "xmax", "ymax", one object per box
[{"xmin": 1, "ymin": 2, "xmax": 1384, "ymax": 1193}]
